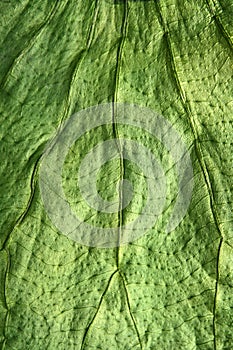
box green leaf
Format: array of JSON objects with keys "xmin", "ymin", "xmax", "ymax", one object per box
[{"xmin": 0, "ymin": 0, "xmax": 232, "ymax": 349}]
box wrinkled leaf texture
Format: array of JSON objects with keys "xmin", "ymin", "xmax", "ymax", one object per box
[{"xmin": 0, "ymin": 0, "xmax": 233, "ymax": 349}]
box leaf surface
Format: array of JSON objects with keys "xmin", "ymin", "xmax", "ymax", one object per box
[{"xmin": 0, "ymin": 0, "xmax": 232, "ymax": 349}]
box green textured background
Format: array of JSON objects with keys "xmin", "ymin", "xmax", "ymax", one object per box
[{"xmin": 0, "ymin": 0, "xmax": 233, "ymax": 349}]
